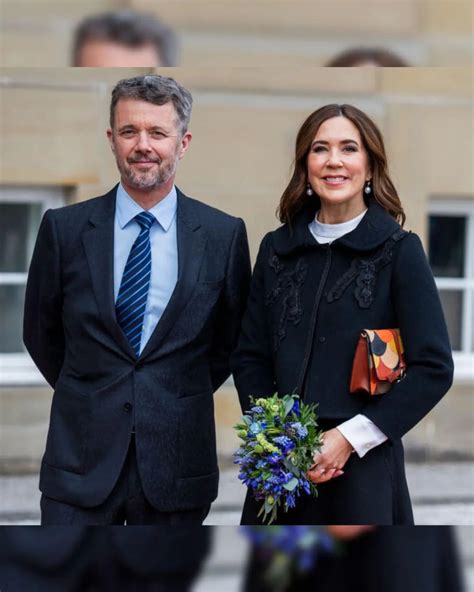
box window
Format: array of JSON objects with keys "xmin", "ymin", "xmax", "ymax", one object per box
[
  {"xmin": 0, "ymin": 186, "xmax": 65, "ymax": 384},
  {"xmin": 428, "ymin": 200, "xmax": 474, "ymax": 383}
]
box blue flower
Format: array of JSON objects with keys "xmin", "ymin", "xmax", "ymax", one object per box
[
  {"xmin": 273, "ymin": 436, "xmax": 296, "ymax": 454},
  {"xmin": 267, "ymin": 453, "xmax": 281, "ymax": 465},
  {"xmin": 301, "ymin": 478, "xmax": 311, "ymax": 495},
  {"xmin": 292, "ymin": 398, "xmax": 301, "ymax": 416},
  {"xmin": 249, "ymin": 422, "xmax": 263, "ymax": 435},
  {"xmin": 251, "ymin": 405, "xmax": 264, "ymax": 414},
  {"xmin": 290, "ymin": 422, "xmax": 308, "ymax": 438}
]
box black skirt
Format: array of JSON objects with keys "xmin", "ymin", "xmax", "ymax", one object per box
[
  {"xmin": 241, "ymin": 435, "xmax": 414, "ymax": 525},
  {"xmin": 243, "ymin": 527, "xmax": 464, "ymax": 592}
]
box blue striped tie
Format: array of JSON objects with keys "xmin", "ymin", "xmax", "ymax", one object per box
[{"xmin": 116, "ymin": 211, "xmax": 155, "ymax": 356}]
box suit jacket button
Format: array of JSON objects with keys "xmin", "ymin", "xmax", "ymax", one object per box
[
  {"xmin": 135, "ymin": 361, "xmax": 143, "ymax": 370},
  {"xmin": 319, "ymin": 336, "xmax": 326, "ymax": 343},
  {"xmin": 123, "ymin": 402, "xmax": 133, "ymax": 412}
]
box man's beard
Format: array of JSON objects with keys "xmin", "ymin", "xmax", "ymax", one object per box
[{"xmin": 116, "ymin": 151, "xmax": 179, "ymax": 191}]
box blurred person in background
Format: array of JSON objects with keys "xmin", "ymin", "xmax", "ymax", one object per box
[
  {"xmin": 72, "ymin": 10, "xmax": 178, "ymax": 67},
  {"xmin": 232, "ymin": 103, "xmax": 453, "ymax": 525},
  {"xmin": 243, "ymin": 526, "xmax": 464, "ymax": 592},
  {"xmin": 326, "ymin": 47, "xmax": 408, "ymax": 67},
  {"xmin": 0, "ymin": 526, "xmax": 211, "ymax": 591}
]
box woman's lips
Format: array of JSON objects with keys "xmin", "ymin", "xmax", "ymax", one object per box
[{"xmin": 322, "ymin": 176, "xmax": 348, "ymax": 185}]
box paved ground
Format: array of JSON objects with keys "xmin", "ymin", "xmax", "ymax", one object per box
[
  {"xmin": 1, "ymin": 465, "xmax": 473, "ymax": 590},
  {"xmin": 1, "ymin": 462, "xmax": 474, "ymax": 525}
]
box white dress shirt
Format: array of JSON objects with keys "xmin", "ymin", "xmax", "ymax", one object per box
[
  {"xmin": 114, "ymin": 183, "xmax": 178, "ymax": 355},
  {"xmin": 308, "ymin": 209, "xmax": 388, "ymax": 458}
]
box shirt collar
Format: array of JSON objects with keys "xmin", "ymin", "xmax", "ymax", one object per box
[{"xmin": 116, "ymin": 183, "xmax": 177, "ymax": 232}]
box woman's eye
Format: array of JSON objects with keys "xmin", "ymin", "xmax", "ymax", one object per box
[
  {"xmin": 343, "ymin": 145, "xmax": 357, "ymax": 152},
  {"xmin": 312, "ymin": 146, "xmax": 326, "ymax": 152}
]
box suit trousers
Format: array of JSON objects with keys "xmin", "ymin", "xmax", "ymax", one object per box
[
  {"xmin": 0, "ymin": 562, "xmax": 196, "ymax": 592},
  {"xmin": 41, "ymin": 435, "xmax": 211, "ymax": 525}
]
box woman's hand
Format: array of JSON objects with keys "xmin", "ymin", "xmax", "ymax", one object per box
[
  {"xmin": 307, "ymin": 428, "xmax": 353, "ymax": 484},
  {"xmin": 326, "ymin": 525, "xmax": 375, "ymax": 540}
]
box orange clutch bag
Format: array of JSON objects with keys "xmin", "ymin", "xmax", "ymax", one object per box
[{"xmin": 350, "ymin": 329, "xmax": 406, "ymax": 396}]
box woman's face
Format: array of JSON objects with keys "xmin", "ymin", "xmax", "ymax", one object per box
[{"xmin": 307, "ymin": 116, "xmax": 371, "ymax": 211}]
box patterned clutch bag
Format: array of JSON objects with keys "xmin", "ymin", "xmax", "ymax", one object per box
[{"xmin": 350, "ymin": 329, "xmax": 406, "ymax": 396}]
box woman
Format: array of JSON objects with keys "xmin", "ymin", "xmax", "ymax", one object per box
[
  {"xmin": 231, "ymin": 104, "xmax": 453, "ymax": 524},
  {"xmin": 243, "ymin": 526, "xmax": 464, "ymax": 592}
]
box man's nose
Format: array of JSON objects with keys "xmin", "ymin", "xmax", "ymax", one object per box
[{"xmin": 135, "ymin": 132, "xmax": 152, "ymax": 151}]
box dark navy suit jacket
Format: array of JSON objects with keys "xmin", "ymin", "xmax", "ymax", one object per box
[{"xmin": 24, "ymin": 185, "xmax": 251, "ymax": 510}]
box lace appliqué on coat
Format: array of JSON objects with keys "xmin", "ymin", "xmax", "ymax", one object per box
[
  {"xmin": 265, "ymin": 249, "xmax": 307, "ymax": 351},
  {"xmin": 327, "ymin": 229, "xmax": 406, "ymax": 309}
]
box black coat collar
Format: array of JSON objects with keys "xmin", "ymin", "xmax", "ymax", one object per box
[{"xmin": 272, "ymin": 199, "xmax": 402, "ymax": 255}]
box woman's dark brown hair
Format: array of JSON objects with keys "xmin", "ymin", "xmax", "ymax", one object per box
[{"xmin": 278, "ymin": 104, "xmax": 406, "ymax": 226}]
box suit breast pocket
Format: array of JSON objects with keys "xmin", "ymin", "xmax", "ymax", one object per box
[{"xmin": 42, "ymin": 383, "xmax": 90, "ymax": 474}]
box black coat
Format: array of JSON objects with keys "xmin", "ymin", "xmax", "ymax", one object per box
[
  {"xmin": 232, "ymin": 200, "xmax": 453, "ymax": 441},
  {"xmin": 24, "ymin": 186, "xmax": 251, "ymax": 511},
  {"xmin": 244, "ymin": 527, "xmax": 464, "ymax": 592}
]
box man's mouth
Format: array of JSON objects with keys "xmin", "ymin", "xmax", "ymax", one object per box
[{"xmin": 130, "ymin": 160, "xmax": 159, "ymax": 167}]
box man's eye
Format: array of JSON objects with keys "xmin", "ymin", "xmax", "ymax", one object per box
[
  {"xmin": 150, "ymin": 131, "xmax": 165, "ymax": 138},
  {"xmin": 121, "ymin": 130, "xmax": 135, "ymax": 137}
]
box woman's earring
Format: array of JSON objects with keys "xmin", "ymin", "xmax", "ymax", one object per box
[
  {"xmin": 364, "ymin": 180, "xmax": 372, "ymax": 195},
  {"xmin": 306, "ymin": 183, "xmax": 313, "ymax": 196}
]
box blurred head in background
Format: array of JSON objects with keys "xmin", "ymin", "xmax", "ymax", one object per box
[
  {"xmin": 72, "ymin": 10, "xmax": 178, "ymax": 67},
  {"xmin": 327, "ymin": 47, "xmax": 408, "ymax": 67}
]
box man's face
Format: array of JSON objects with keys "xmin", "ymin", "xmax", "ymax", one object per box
[
  {"xmin": 107, "ymin": 98, "xmax": 191, "ymax": 192},
  {"xmin": 77, "ymin": 40, "xmax": 162, "ymax": 67}
]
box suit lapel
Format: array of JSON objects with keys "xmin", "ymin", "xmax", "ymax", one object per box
[
  {"xmin": 140, "ymin": 190, "xmax": 206, "ymax": 359},
  {"xmin": 82, "ymin": 186, "xmax": 135, "ymax": 358}
]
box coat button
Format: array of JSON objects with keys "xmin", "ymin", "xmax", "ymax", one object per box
[
  {"xmin": 135, "ymin": 361, "xmax": 143, "ymax": 370},
  {"xmin": 319, "ymin": 336, "xmax": 326, "ymax": 343},
  {"xmin": 123, "ymin": 402, "xmax": 133, "ymax": 412}
]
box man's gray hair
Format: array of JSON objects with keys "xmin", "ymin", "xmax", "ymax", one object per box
[{"xmin": 110, "ymin": 75, "xmax": 193, "ymax": 135}]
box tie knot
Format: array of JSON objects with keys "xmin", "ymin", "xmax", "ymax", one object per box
[{"xmin": 135, "ymin": 211, "xmax": 155, "ymax": 230}]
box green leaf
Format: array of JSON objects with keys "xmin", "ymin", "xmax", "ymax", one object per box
[
  {"xmin": 283, "ymin": 477, "xmax": 298, "ymax": 491},
  {"xmin": 283, "ymin": 398, "xmax": 294, "ymax": 417},
  {"xmin": 283, "ymin": 458, "xmax": 300, "ymax": 477}
]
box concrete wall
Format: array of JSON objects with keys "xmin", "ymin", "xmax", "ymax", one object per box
[
  {"xmin": 0, "ymin": 66, "xmax": 472, "ymax": 470},
  {"xmin": 1, "ymin": 0, "xmax": 472, "ymax": 66}
]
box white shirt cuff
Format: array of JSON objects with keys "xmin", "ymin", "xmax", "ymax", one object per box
[{"xmin": 336, "ymin": 415, "xmax": 388, "ymax": 458}]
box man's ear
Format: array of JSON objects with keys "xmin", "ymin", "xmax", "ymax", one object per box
[
  {"xmin": 178, "ymin": 131, "xmax": 192, "ymax": 160},
  {"xmin": 106, "ymin": 128, "xmax": 115, "ymax": 153}
]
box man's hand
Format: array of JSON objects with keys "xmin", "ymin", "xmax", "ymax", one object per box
[{"xmin": 307, "ymin": 428, "xmax": 353, "ymax": 484}]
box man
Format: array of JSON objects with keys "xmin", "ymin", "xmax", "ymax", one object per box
[
  {"xmin": 72, "ymin": 10, "xmax": 178, "ymax": 67},
  {"xmin": 24, "ymin": 74, "xmax": 251, "ymax": 525},
  {"xmin": 0, "ymin": 526, "xmax": 212, "ymax": 591}
]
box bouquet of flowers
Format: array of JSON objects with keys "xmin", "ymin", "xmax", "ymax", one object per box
[
  {"xmin": 234, "ymin": 394, "xmax": 323, "ymax": 524},
  {"xmin": 243, "ymin": 526, "xmax": 335, "ymax": 592}
]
